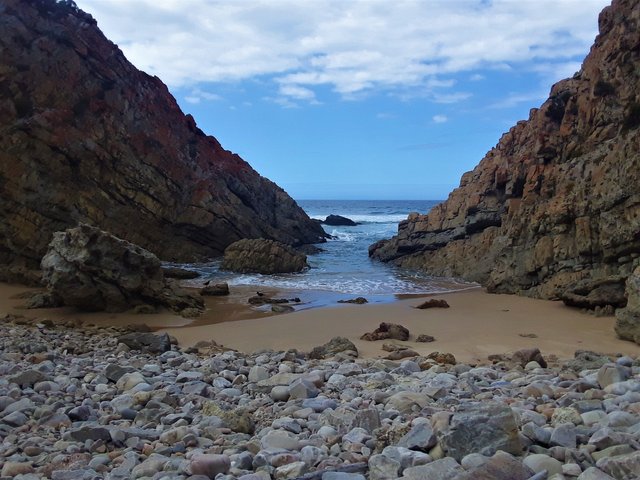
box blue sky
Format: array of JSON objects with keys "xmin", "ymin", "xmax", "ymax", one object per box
[{"xmin": 76, "ymin": 0, "xmax": 609, "ymax": 200}]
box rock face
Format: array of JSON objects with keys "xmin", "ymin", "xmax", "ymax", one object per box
[
  {"xmin": 615, "ymin": 266, "xmax": 640, "ymax": 344},
  {"xmin": 221, "ymin": 238, "xmax": 308, "ymax": 274},
  {"xmin": 370, "ymin": 0, "xmax": 640, "ymax": 305},
  {"xmin": 41, "ymin": 224, "xmax": 203, "ymax": 313},
  {"xmin": 0, "ymin": 0, "xmax": 325, "ymax": 284}
]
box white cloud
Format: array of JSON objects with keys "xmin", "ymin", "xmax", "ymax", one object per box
[
  {"xmin": 470, "ymin": 74, "xmax": 485, "ymax": 81},
  {"xmin": 184, "ymin": 88, "xmax": 222, "ymax": 104},
  {"xmin": 432, "ymin": 115, "xmax": 448, "ymax": 124},
  {"xmin": 76, "ymin": 0, "xmax": 609, "ymax": 103}
]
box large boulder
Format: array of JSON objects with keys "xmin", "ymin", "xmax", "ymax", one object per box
[
  {"xmin": 221, "ymin": 238, "xmax": 308, "ymax": 274},
  {"xmin": 615, "ymin": 266, "xmax": 640, "ymax": 345},
  {"xmin": 321, "ymin": 215, "xmax": 359, "ymax": 226},
  {"xmin": 309, "ymin": 337, "xmax": 358, "ymax": 359},
  {"xmin": 435, "ymin": 401, "xmax": 522, "ymax": 461},
  {"xmin": 41, "ymin": 224, "xmax": 203, "ymax": 313},
  {"xmin": 361, "ymin": 322, "xmax": 410, "ymax": 341}
]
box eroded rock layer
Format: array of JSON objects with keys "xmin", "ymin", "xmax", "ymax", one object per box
[
  {"xmin": 0, "ymin": 0, "xmax": 325, "ymax": 283},
  {"xmin": 370, "ymin": 0, "xmax": 640, "ymax": 302}
]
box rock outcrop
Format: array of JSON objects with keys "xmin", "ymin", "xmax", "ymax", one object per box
[
  {"xmin": 41, "ymin": 224, "xmax": 203, "ymax": 313},
  {"xmin": 370, "ymin": 0, "xmax": 640, "ymax": 306},
  {"xmin": 0, "ymin": 0, "xmax": 325, "ymax": 284},
  {"xmin": 221, "ymin": 238, "xmax": 308, "ymax": 274},
  {"xmin": 615, "ymin": 266, "xmax": 640, "ymax": 344}
]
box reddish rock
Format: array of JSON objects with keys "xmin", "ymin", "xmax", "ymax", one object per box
[
  {"xmin": 360, "ymin": 322, "xmax": 410, "ymax": 341},
  {"xmin": 370, "ymin": 0, "xmax": 640, "ymax": 309},
  {"xmin": 415, "ymin": 299, "xmax": 450, "ymax": 309},
  {"xmin": 0, "ymin": 0, "xmax": 325, "ymax": 284}
]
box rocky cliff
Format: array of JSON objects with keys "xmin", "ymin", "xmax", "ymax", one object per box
[
  {"xmin": 370, "ymin": 0, "xmax": 640, "ymax": 306},
  {"xmin": 0, "ymin": 0, "xmax": 325, "ymax": 283}
]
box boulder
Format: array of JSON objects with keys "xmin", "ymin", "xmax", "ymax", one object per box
[
  {"xmin": 512, "ymin": 348, "xmax": 547, "ymax": 368},
  {"xmin": 201, "ymin": 283, "xmax": 230, "ymax": 296},
  {"xmin": 117, "ymin": 332, "xmax": 172, "ymax": 354},
  {"xmin": 435, "ymin": 401, "xmax": 522, "ymax": 461},
  {"xmin": 361, "ymin": 322, "xmax": 410, "ymax": 341},
  {"xmin": 41, "ymin": 224, "xmax": 204, "ymax": 314},
  {"xmin": 309, "ymin": 337, "xmax": 358, "ymax": 359},
  {"xmin": 221, "ymin": 238, "xmax": 308, "ymax": 274},
  {"xmin": 615, "ymin": 266, "xmax": 640, "ymax": 344},
  {"xmin": 416, "ymin": 334, "xmax": 436, "ymax": 343},
  {"xmin": 338, "ymin": 297, "xmax": 368, "ymax": 304},
  {"xmin": 162, "ymin": 267, "xmax": 200, "ymax": 279},
  {"xmin": 561, "ymin": 277, "xmax": 627, "ymax": 310},
  {"xmin": 415, "ymin": 299, "xmax": 450, "ymax": 309},
  {"xmin": 322, "ymin": 215, "xmax": 359, "ymax": 226}
]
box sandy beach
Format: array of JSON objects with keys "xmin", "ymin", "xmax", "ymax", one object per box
[{"xmin": 2, "ymin": 281, "xmax": 638, "ymax": 364}]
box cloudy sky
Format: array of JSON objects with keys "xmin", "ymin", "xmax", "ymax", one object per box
[{"xmin": 76, "ymin": 0, "xmax": 609, "ymax": 200}]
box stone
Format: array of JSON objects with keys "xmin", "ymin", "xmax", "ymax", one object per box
[
  {"xmin": 201, "ymin": 283, "xmax": 230, "ymax": 296},
  {"xmin": 457, "ymin": 451, "xmax": 533, "ymax": 480},
  {"xmin": 116, "ymin": 372, "xmax": 147, "ymax": 392},
  {"xmin": 288, "ymin": 379, "xmax": 319, "ymax": 400},
  {"xmin": 595, "ymin": 451, "xmax": 640, "ymax": 480},
  {"xmin": 577, "ymin": 467, "xmax": 616, "ymax": 480},
  {"xmin": 397, "ymin": 422, "xmax": 437, "ymax": 451},
  {"xmin": 321, "ymin": 215, "xmax": 359, "ymax": 226},
  {"xmin": 1, "ymin": 462, "xmax": 34, "ymax": 477},
  {"xmin": 41, "ymin": 225, "xmax": 204, "ymax": 313},
  {"xmin": 271, "ymin": 386, "xmax": 291, "ymax": 402},
  {"xmin": 321, "ymin": 406, "xmax": 381, "ymax": 434},
  {"xmin": 322, "ymin": 474, "xmax": 366, "ymax": 480},
  {"xmin": 401, "ymin": 457, "xmax": 463, "ymax": 480},
  {"xmin": 162, "ymin": 267, "xmax": 200, "ymax": 279},
  {"xmin": 426, "ymin": 352, "xmax": 456, "ymax": 365},
  {"xmin": 8, "ymin": 369, "xmax": 46, "ymax": 387},
  {"xmin": 309, "ymin": 337, "xmax": 358, "ymax": 359},
  {"xmin": 117, "ymin": 332, "xmax": 171, "ymax": 353},
  {"xmin": 436, "ymin": 401, "xmax": 522, "ymax": 461},
  {"xmin": 337, "ymin": 297, "xmax": 368, "ymax": 304},
  {"xmin": 550, "ymin": 423, "xmax": 577, "ymax": 448},
  {"xmin": 249, "ymin": 366, "xmax": 270, "ymax": 383},
  {"xmin": 272, "ymin": 304, "xmax": 295, "ymax": 313},
  {"xmin": 415, "ymin": 299, "xmax": 450, "ymax": 309},
  {"xmin": 261, "ymin": 430, "xmax": 301, "ymax": 450},
  {"xmin": 385, "ymin": 392, "xmax": 431, "ymax": 415},
  {"xmin": 360, "ymin": 322, "xmax": 410, "ymax": 341},
  {"xmin": 523, "ymin": 454, "xmax": 563, "ymax": 476},
  {"xmin": 597, "ymin": 364, "xmax": 630, "ymax": 388},
  {"xmin": 368, "ymin": 454, "xmax": 400, "ymax": 480},
  {"xmin": 512, "ymin": 348, "xmax": 547, "ymax": 368},
  {"xmin": 189, "ymin": 454, "xmax": 231, "ymax": 478},
  {"xmin": 221, "ymin": 238, "xmax": 308, "ymax": 274},
  {"xmin": 415, "ymin": 334, "xmax": 436, "ymax": 342},
  {"xmin": 67, "ymin": 425, "xmax": 111, "ymax": 442},
  {"xmin": 105, "ymin": 364, "xmax": 135, "ymax": 382}
]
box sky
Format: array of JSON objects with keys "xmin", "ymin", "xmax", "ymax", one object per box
[{"xmin": 75, "ymin": 0, "xmax": 610, "ymax": 200}]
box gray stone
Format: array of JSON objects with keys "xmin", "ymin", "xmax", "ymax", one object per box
[
  {"xmin": 249, "ymin": 366, "xmax": 269, "ymax": 383},
  {"xmin": 596, "ymin": 451, "xmax": 640, "ymax": 480},
  {"xmin": 401, "ymin": 457, "xmax": 463, "ymax": 480},
  {"xmin": 368, "ymin": 454, "xmax": 400, "ymax": 480},
  {"xmin": 105, "ymin": 363, "xmax": 135, "ymax": 382},
  {"xmin": 577, "ymin": 467, "xmax": 616, "ymax": 480},
  {"xmin": 189, "ymin": 454, "xmax": 231, "ymax": 478},
  {"xmin": 261, "ymin": 430, "xmax": 301, "ymax": 450},
  {"xmin": 397, "ymin": 422, "xmax": 437, "ymax": 451},
  {"xmin": 288, "ymin": 379, "xmax": 319, "ymax": 400},
  {"xmin": 385, "ymin": 391, "xmax": 431, "ymax": 415},
  {"xmin": 322, "ymin": 473, "xmax": 366, "ymax": 480},
  {"xmin": 550, "ymin": 423, "xmax": 577, "ymax": 448},
  {"xmin": 309, "ymin": 337, "xmax": 358, "ymax": 359},
  {"xmin": 523, "ymin": 454, "xmax": 563, "ymax": 476},
  {"xmin": 67, "ymin": 425, "xmax": 112, "ymax": 442},
  {"xmin": 117, "ymin": 332, "xmax": 172, "ymax": 354},
  {"xmin": 597, "ymin": 364, "xmax": 630, "ymax": 388},
  {"xmin": 8, "ymin": 369, "xmax": 46, "ymax": 387},
  {"xmin": 436, "ymin": 401, "xmax": 522, "ymax": 461}
]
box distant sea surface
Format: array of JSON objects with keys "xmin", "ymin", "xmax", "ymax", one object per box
[{"xmin": 176, "ymin": 200, "xmax": 476, "ymax": 306}]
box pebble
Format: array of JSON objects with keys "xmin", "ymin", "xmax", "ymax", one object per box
[{"xmin": 0, "ymin": 319, "xmax": 637, "ymax": 480}]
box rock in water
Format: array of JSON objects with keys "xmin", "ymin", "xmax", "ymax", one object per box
[
  {"xmin": 615, "ymin": 266, "xmax": 640, "ymax": 345},
  {"xmin": 221, "ymin": 238, "xmax": 308, "ymax": 274},
  {"xmin": 369, "ymin": 0, "xmax": 640, "ymax": 306},
  {"xmin": 0, "ymin": 0, "xmax": 325, "ymax": 284},
  {"xmin": 41, "ymin": 224, "xmax": 204, "ymax": 313},
  {"xmin": 322, "ymin": 215, "xmax": 359, "ymax": 226}
]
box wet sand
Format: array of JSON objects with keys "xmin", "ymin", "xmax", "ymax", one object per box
[{"xmin": 2, "ymin": 282, "xmax": 638, "ymax": 363}]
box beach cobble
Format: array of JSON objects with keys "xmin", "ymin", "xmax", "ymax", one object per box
[{"xmin": 0, "ymin": 316, "xmax": 639, "ymax": 480}]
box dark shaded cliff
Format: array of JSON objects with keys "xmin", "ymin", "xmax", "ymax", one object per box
[
  {"xmin": 371, "ymin": 0, "xmax": 640, "ymax": 305},
  {"xmin": 0, "ymin": 0, "xmax": 325, "ymax": 282}
]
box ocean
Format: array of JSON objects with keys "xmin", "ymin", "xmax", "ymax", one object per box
[{"xmin": 176, "ymin": 200, "xmax": 476, "ymax": 306}]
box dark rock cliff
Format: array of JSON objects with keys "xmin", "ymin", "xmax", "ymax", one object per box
[
  {"xmin": 370, "ymin": 0, "xmax": 640, "ymax": 304},
  {"xmin": 0, "ymin": 0, "xmax": 325, "ymax": 282}
]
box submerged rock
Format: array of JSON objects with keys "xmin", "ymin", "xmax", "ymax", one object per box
[
  {"xmin": 221, "ymin": 238, "xmax": 308, "ymax": 274},
  {"xmin": 338, "ymin": 297, "xmax": 368, "ymax": 304},
  {"xmin": 41, "ymin": 224, "xmax": 204, "ymax": 314}
]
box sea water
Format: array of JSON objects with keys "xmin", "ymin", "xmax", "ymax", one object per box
[{"xmin": 175, "ymin": 200, "xmax": 476, "ymax": 306}]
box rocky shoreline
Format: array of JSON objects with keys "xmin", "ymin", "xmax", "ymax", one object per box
[{"xmin": 1, "ymin": 315, "xmax": 639, "ymax": 480}]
